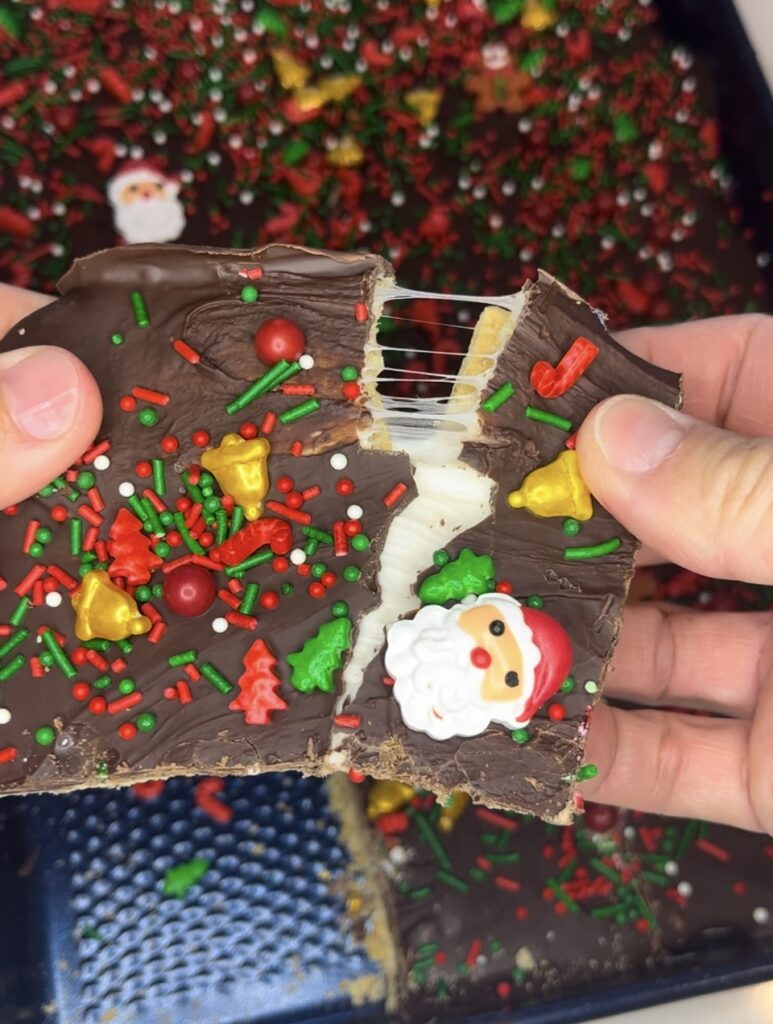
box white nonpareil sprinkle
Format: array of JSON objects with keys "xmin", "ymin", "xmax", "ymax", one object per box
[
  {"xmin": 0, "ymin": 708, "xmax": 10, "ymax": 725},
  {"xmin": 753, "ymin": 907, "xmax": 770, "ymax": 925},
  {"xmin": 45, "ymin": 592, "xmax": 63, "ymax": 608},
  {"xmin": 677, "ymin": 881, "xmax": 693, "ymax": 899},
  {"xmin": 211, "ymin": 617, "xmax": 229, "ymax": 634},
  {"xmin": 299, "ymin": 354, "xmax": 314, "ymax": 370},
  {"xmin": 330, "ymin": 453, "xmax": 348, "ymax": 471},
  {"xmin": 118, "ymin": 482, "xmax": 135, "ymax": 498},
  {"xmin": 94, "ymin": 455, "xmax": 111, "ymax": 471},
  {"xmin": 346, "ymin": 504, "xmax": 363, "ymax": 520},
  {"xmin": 290, "ymin": 548, "xmax": 307, "ymax": 566}
]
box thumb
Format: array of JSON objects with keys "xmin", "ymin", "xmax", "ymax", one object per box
[
  {"xmin": 0, "ymin": 346, "xmax": 102, "ymax": 508},
  {"xmin": 576, "ymin": 393, "xmax": 773, "ymax": 584}
]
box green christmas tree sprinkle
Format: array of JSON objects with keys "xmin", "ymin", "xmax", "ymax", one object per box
[
  {"xmin": 287, "ymin": 616, "xmax": 352, "ymax": 693},
  {"xmin": 418, "ymin": 548, "xmax": 495, "ymax": 604},
  {"xmin": 163, "ymin": 857, "xmax": 210, "ymax": 898}
]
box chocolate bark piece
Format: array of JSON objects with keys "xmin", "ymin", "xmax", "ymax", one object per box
[
  {"xmin": 0, "ymin": 243, "xmax": 415, "ymax": 793},
  {"xmin": 0, "ymin": 245, "xmax": 678, "ymax": 815},
  {"xmin": 332, "ymin": 778, "xmax": 773, "ymax": 1022},
  {"xmin": 338, "ymin": 273, "xmax": 681, "ymax": 822}
]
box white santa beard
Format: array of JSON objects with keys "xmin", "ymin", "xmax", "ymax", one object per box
[
  {"xmin": 387, "ymin": 606, "xmax": 529, "ymax": 741},
  {"xmin": 112, "ymin": 194, "xmax": 186, "ymax": 245}
]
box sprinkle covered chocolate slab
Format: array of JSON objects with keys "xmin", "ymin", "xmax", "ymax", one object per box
[{"xmin": 0, "ymin": 245, "xmax": 678, "ymax": 821}]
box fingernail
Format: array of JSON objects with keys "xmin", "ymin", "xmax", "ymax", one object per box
[
  {"xmin": 593, "ymin": 394, "xmax": 690, "ymax": 473},
  {"xmin": 0, "ymin": 348, "xmax": 81, "ymax": 441}
]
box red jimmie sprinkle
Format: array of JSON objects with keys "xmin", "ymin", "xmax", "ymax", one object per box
[
  {"xmin": 30, "ymin": 657, "xmax": 44, "ymax": 678},
  {"xmin": 99, "ymin": 67, "xmax": 132, "ymax": 104},
  {"xmin": 142, "ymin": 489, "xmax": 166, "ymax": 514},
  {"xmin": 132, "ymin": 780, "xmax": 166, "ymax": 800},
  {"xmin": 82, "ymin": 440, "xmax": 111, "ymax": 464},
  {"xmin": 354, "ymin": 302, "xmax": 368, "ymax": 321},
  {"xmin": 87, "ymin": 487, "xmax": 105, "ymax": 512},
  {"xmin": 260, "ymin": 411, "xmax": 277, "ymax": 435},
  {"xmin": 0, "ymin": 747, "xmax": 18, "ymax": 765},
  {"xmin": 23, "ymin": 519, "xmax": 40, "ymax": 554},
  {"xmin": 565, "ymin": 431, "xmax": 578, "ymax": 450},
  {"xmin": 218, "ymin": 588, "xmax": 241, "ymax": 610},
  {"xmin": 494, "ymin": 875, "xmax": 521, "ymax": 893},
  {"xmin": 86, "ymin": 649, "xmax": 109, "ymax": 671},
  {"xmin": 107, "ymin": 692, "xmax": 143, "ymax": 715},
  {"xmin": 132, "ymin": 386, "xmax": 170, "ymax": 406},
  {"xmin": 333, "ymin": 521, "xmax": 348, "ymax": 557},
  {"xmin": 226, "ymin": 611, "xmax": 258, "ymax": 630},
  {"xmin": 382, "ymin": 676, "xmax": 395, "ymax": 686},
  {"xmin": 475, "ymin": 808, "xmax": 518, "ymax": 832},
  {"xmin": 78, "ymin": 505, "xmax": 103, "ymax": 528},
  {"xmin": 290, "ymin": 441, "xmax": 303, "ymax": 457},
  {"xmin": 465, "ymin": 938, "xmax": 483, "ymax": 968},
  {"xmin": 264, "ymin": 501, "xmax": 312, "ymax": 525},
  {"xmin": 177, "ymin": 680, "xmax": 194, "ymax": 704},
  {"xmin": 239, "ymin": 267, "xmax": 263, "ymax": 280},
  {"xmin": 16, "ymin": 565, "xmax": 45, "ymax": 596},
  {"xmin": 281, "ymin": 383, "xmax": 315, "ymax": 396},
  {"xmin": 333, "ymin": 713, "xmax": 361, "ymax": 729},
  {"xmin": 172, "ymin": 339, "xmax": 201, "ymax": 364},
  {"xmin": 184, "ymin": 663, "xmax": 200, "ymax": 682},
  {"xmin": 375, "ymin": 811, "xmax": 409, "ymax": 834},
  {"xmin": 383, "ymin": 482, "xmax": 408, "ymax": 507},
  {"xmin": 83, "ymin": 526, "xmax": 100, "ymax": 552},
  {"xmin": 148, "ymin": 621, "xmax": 167, "ymax": 644},
  {"xmin": 695, "ymin": 838, "xmax": 731, "ymax": 862}
]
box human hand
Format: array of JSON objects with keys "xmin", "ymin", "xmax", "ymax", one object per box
[
  {"xmin": 577, "ymin": 314, "xmax": 773, "ymax": 833},
  {"xmin": 0, "ymin": 283, "xmax": 102, "ymax": 508}
]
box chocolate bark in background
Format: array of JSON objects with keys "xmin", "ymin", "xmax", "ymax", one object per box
[
  {"xmin": 0, "ymin": 0, "xmax": 769, "ymax": 325},
  {"xmin": 0, "ymin": 243, "xmax": 418, "ymax": 791},
  {"xmin": 0, "ymin": 245, "xmax": 678, "ymax": 812},
  {"xmin": 340, "ymin": 273, "xmax": 680, "ymax": 821},
  {"xmin": 332, "ymin": 777, "xmax": 773, "ymax": 1022}
]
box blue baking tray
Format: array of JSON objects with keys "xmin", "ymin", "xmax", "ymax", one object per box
[
  {"xmin": 3, "ymin": 773, "xmax": 773, "ymax": 1024},
  {"xmin": 0, "ymin": 774, "xmax": 381, "ymax": 1024}
]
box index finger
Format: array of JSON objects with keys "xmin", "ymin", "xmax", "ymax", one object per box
[
  {"xmin": 616, "ymin": 314, "xmax": 773, "ymax": 437},
  {"xmin": 0, "ymin": 283, "xmax": 53, "ymax": 340}
]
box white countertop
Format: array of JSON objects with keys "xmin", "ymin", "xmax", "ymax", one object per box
[
  {"xmin": 734, "ymin": 0, "xmax": 773, "ymax": 92},
  {"xmin": 586, "ymin": 981, "xmax": 773, "ymax": 1024}
]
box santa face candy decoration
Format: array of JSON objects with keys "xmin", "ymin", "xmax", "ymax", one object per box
[
  {"xmin": 107, "ymin": 162, "xmax": 186, "ymax": 245},
  {"xmin": 0, "ymin": 244, "xmax": 680, "ymax": 822},
  {"xmin": 387, "ymin": 593, "xmax": 572, "ymax": 741}
]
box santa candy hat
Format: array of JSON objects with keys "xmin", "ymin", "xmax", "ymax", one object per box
[
  {"xmin": 517, "ymin": 604, "xmax": 573, "ymax": 723},
  {"xmin": 107, "ymin": 160, "xmax": 179, "ymax": 205}
]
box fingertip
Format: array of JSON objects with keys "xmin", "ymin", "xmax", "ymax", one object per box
[
  {"xmin": 579, "ymin": 701, "xmax": 616, "ymax": 802},
  {"xmin": 0, "ymin": 346, "xmax": 103, "ymax": 507}
]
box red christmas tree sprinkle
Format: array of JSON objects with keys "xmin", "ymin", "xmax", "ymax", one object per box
[
  {"xmin": 107, "ymin": 509, "xmax": 162, "ymax": 585},
  {"xmin": 228, "ymin": 638, "xmax": 288, "ymax": 726}
]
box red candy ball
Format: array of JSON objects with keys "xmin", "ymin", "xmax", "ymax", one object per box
[
  {"xmin": 583, "ymin": 802, "xmax": 618, "ymax": 833},
  {"xmin": 163, "ymin": 565, "xmax": 217, "ymax": 617},
  {"xmin": 254, "ymin": 317, "xmax": 306, "ymax": 365}
]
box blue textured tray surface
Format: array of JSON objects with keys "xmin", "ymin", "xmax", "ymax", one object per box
[{"xmin": 0, "ymin": 774, "xmax": 380, "ymax": 1024}]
